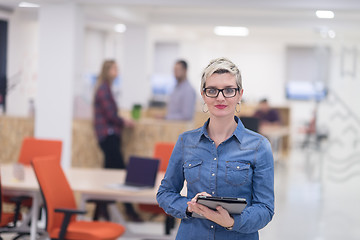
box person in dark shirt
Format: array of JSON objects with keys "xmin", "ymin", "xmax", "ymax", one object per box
[
  {"xmin": 93, "ymin": 59, "xmax": 141, "ymax": 222},
  {"xmin": 253, "ymin": 99, "xmax": 281, "ymax": 126}
]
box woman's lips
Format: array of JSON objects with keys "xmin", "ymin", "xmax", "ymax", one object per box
[{"xmin": 215, "ymin": 105, "xmax": 227, "ymax": 109}]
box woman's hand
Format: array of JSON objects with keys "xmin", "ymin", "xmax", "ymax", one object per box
[
  {"xmin": 123, "ymin": 118, "xmax": 135, "ymax": 128},
  {"xmin": 187, "ymin": 192, "xmax": 235, "ymax": 228}
]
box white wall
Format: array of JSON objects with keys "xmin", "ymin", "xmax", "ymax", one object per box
[
  {"xmin": 35, "ymin": 3, "xmax": 83, "ymax": 169},
  {"xmin": 75, "ymin": 28, "xmax": 125, "ymax": 119},
  {"xmin": 120, "ymin": 24, "xmax": 151, "ymax": 109},
  {"xmin": 6, "ymin": 9, "xmax": 38, "ymax": 117}
]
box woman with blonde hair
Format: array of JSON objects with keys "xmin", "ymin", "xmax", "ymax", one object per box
[
  {"xmin": 94, "ymin": 60, "xmax": 140, "ymax": 221},
  {"xmin": 94, "ymin": 60, "xmax": 133, "ymax": 168},
  {"xmin": 157, "ymin": 58, "xmax": 274, "ymax": 239}
]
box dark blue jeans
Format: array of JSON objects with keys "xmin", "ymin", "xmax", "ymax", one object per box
[{"xmin": 99, "ymin": 134, "xmax": 125, "ymax": 169}]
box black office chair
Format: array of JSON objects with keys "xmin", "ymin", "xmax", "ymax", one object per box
[{"xmin": 240, "ymin": 116, "xmax": 260, "ymax": 132}]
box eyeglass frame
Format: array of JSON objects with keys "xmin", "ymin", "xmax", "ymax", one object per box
[{"xmin": 202, "ymin": 87, "xmax": 240, "ymax": 98}]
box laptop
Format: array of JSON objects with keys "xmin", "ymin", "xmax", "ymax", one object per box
[{"xmin": 107, "ymin": 156, "xmax": 160, "ymax": 191}]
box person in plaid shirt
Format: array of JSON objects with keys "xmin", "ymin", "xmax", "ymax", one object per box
[
  {"xmin": 94, "ymin": 60, "xmax": 133, "ymax": 168},
  {"xmin": 93, "ymin": 60, "xmax": 141, "ymax": 221}
]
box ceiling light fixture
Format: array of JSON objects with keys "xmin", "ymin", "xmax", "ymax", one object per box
[
  {"xmin": 114, "ymin": 24, "xmax": 127, "ymax": 33},
  {"xmin": 214, "ymin": 26, "xmax": 249, "ymax": 37},
  {"xmin": 18, "ymin": 2, "xmax": 40, "ymax": 8},
  {"xmin": 316, "ymin": 10, "xmax": 334, "ymax": 19}
]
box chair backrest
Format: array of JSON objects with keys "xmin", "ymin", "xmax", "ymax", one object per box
[
  {"xmin": 240, "ymin": 117, "xmax": 260, "ymax": 133},
  {"xmin": 153, "ymin": 142, "xmax": 175, "ymax": 172},
  {"xmin": 18, "ymin": 138, "xmax": 62, "ymax": 165},
  {"xmin": 32, "ymin": 156, "xmax": 77, "ymax": 233}
]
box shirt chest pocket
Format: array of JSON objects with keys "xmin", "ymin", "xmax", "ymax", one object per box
[
  {"xmin": 183, "ymin": 160, "xmax": 203, "ymax": 184},
  {"xmin": 225, "ymin": 161, "xmax": 251, "ymax": 186}
]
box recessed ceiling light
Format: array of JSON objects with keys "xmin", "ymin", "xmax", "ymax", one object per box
[
  {"xmin": 316, "ymin": 10, "xmax": 334, "ymax": 19},
  {"xmin": 18, "ymin": 2, "xmax": 40, "ymax": 8},
  {"xmin": 328, "ymin": 30, "xmax": 336, "ymax": 38},
  {"xmin": 214, "ymin": 26, "xmax": 249, "ymax": 37},
  {"xmin": 318, "ymin": 26, "xmax": 336, "ymax": 39},
  {"xmin": 114, "ymin": 24, "xmax": 126, "ymax": 33}
]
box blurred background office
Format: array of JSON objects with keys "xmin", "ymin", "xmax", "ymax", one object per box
[{"xmin": 0, "ymin": 0, "xmax": 360, "ymax": 240}]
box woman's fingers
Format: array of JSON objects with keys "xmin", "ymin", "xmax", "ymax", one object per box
[
  {"xmin": 187, "ymin": 202, "xmax": 194, "ymax": 212},
  {"xmin": 191, "ymin": 192, "xmax": 212, "ymax": 202},
  {"xmin": 216, "ymin": 206, "xmax": 226, "ymax": 214},
  {"xmin": 187, "ymin": 202, "xmax": 209, "ymax": 216}
]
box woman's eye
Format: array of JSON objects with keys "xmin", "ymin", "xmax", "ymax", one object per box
[
  {"xmin": 208, "ymin": 89, "xmax": 217, "ymax": 94},
  {"xmin": 225, "ymin": 88, "xmax": 234, "ymax": 94}
]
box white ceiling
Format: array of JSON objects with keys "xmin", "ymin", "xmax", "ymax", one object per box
[{"xmin": 1, "ymin": 0, "xmax": 360, "ymax": 31}]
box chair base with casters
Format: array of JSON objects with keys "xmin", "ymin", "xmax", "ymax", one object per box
[
  {"xmin": 86, "ymin": 199, "xmax": 115, "ymax": 221},
  {"xmin": 0, "ymin": 194, "xmax": 33, "ymax": 240},
  {"xmin": 138, "ymin": 204, "xmax": 176, "ymax": 235}
]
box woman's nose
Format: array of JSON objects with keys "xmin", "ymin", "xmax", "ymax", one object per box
[{"xmin": 216, "ymin": 91, "xmax": 226, "ymax": 100}]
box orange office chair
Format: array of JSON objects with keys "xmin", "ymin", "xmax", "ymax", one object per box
[
  {"xmin": 32, "ymin": 156, "xmax": 126, "ymax": 240},
  {"xmin": 138, "ymin": 142, "xmax": 175, "ymax": 234},
  {"xmin": 18, "ymin": 137, "xmax": 62, "ymax": 165},
  {"xmin": 154, "ymin": 142, "xmax": 176, "ymax": 172}
]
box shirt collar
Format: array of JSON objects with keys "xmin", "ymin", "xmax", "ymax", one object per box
[{"xmin": 198, "ymin": 116, "xmax": 245, "ymax": 143}]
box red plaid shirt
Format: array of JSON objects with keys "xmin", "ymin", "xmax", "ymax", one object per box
[{"xmin": 94, "ymin": 83, "xmax": 124, "ymax": 141}]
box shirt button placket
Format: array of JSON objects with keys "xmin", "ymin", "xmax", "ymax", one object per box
[{"xmin": 210, "ymin": 150, "xmax": 218, "ymax": 197}]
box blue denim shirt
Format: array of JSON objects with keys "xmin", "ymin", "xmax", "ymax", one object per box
[{"xmin": 157, "ymin": 116, "xmax": 274, "ymax": 240}]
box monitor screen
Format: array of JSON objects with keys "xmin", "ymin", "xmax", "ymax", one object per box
[{"xmin": 286, "ymin": 81, "xmax": 327, "ymax": 101}]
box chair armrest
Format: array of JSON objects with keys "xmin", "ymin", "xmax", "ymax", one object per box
[
  {"xmin": 10, "ymin": 195, "xmax": 32, "ymax": 203},
  {"xmin": 55, "ymin": 208, "xmax": 87, "ymax": 240},
  {"xmin": 55, "ymin": 208, "xmax": 87, "ymax": 215},
  {"xmin": 86, "ymin": 199, "xmax": 116, "ymax": 205}
]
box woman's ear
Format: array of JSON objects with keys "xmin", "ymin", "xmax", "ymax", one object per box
[
  {"xmin": 200, "ymin": 90, "xmax": 206, "ymax": 102},
  {"xmin": 239, "ymin": 89, "xmax": 244, "ymax": 100}
]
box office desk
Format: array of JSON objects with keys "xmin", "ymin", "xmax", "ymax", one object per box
[
  {"xmin": 259, "ymin": 125, "xmax": 290, "ymax": 161},
  {"xmin": 67, "ymin": 167, "xmax": 164, "ymax": 205},
  {"xmin": 1, "ymin": 164, "xmax": 180, "ymax": 239}
]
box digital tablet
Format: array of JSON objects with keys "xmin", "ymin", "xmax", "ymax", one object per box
[{"xmin": 193, "ymin": 196, "xmax": 247, "ymax": 219}]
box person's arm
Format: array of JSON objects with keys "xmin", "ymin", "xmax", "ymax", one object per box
[
  {"xmin": 157, "ymin": 135, "xmax": 190, "ymax": 219},
  {"xmin": 231, "ymin": 138, "xmax": 275, "ymax": 233},
  {"xmin": 97, "ymin": 86, "xmax": 124, "ymax": 128}
]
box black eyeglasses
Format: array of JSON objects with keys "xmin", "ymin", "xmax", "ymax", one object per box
[{"xmin": 203, "ymin": 87, "xmax": 240, "ymax": 98}]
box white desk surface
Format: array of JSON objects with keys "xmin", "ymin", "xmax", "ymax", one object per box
[
  {"xmin": 259, "ymin": 125, "xmax": 290, "ymax": 138},
  {"xmin": 0, "ymin": 164, "xmax": 168, "ymax": 203}
]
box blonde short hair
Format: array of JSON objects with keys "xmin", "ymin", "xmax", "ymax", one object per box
[{"xmin": 201, "ymin": 58, "xmax": 242, "ymax": 91}]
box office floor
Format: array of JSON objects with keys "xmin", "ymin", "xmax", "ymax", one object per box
[{"xmin": 2, "ymin": 147, "xmax": 360, "ymax": 240}]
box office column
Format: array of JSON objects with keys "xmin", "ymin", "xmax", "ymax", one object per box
[
  {"xmin": 35, "ymin": 3, "xmax": 83, "ymax": 168},
  {"xmin": 120, "ymin": 24, "xmax": 151, "ymax": 109}
]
